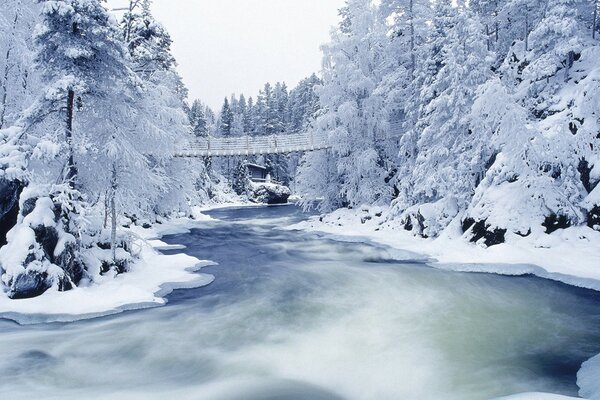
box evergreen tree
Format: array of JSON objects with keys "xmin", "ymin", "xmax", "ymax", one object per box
[
  {"xmin": 244, "ymin": 96, "xmax": 255, "ymax": 133},
  {"xmin": 232, "ymin": 160, "xmax": 250, "ymax": 195},
  {"xmin": 299, "ymin": 0, "xmax": 392, "ymax": 209},
  {"xmin": 0, "ymin": 0, "xmax": 39, "ymax": 130},
  {"xmin": 525, "ymin": 0, "xmax": 583, "ymax": 84},
  {"xmin": 189, "ymin": 99, "xmax": 208, "ymax": 137},
  {"xmin": 219, "ymin": 97, "xmax": 234, "ymax": 136},
  {"xmin": 122, "ymin": 0, "xmax": 176, "ymax": 77}
]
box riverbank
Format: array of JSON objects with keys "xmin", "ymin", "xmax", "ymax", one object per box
[
  {"xmin": 0, "ymin": 209, "xmax": 219, "ymax": 324},
  {"xmin": 289, "ymin": 206, "xmax": 600, "ymax": 291}
]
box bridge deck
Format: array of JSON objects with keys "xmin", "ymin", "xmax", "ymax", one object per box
[{"xmin": 175, "ymin": 132, "xmax": 331, "ymax": 157}]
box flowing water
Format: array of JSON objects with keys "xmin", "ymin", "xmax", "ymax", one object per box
[{"xmin": 1, "ymin": 205, "xmax": 600, "ymax": 400}]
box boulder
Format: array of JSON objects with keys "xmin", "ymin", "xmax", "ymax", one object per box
[
  {"xmin": 0, "ymin": 178, "xmax": 24, "ymax": 246},
  {"xmin": 249, "ymin": 182, "xmax": 291, "ymax": 205},
  {"xmin": 2, "ymin": 195, "xmax": 85, "ymax": 299},
  {"xmin": 462, "ymin": 218, "xmax": 507, "ymax": 247},
  {"xmin": 588, "ymin": 205, "xmax": 600, "ymax": 231},
  {"xmin": 9, "ymin": 270, "xmax": 50, "ymax": 300}
]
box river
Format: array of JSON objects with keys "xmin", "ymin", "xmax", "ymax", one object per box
[{"xmin": 1, "ymin": 204, "xmax": 600, "ymax": 400}]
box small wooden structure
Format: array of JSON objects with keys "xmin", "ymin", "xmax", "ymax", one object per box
[{"xmin": 246, "ymin": 163, "xmax": 268, "ymax": 182}]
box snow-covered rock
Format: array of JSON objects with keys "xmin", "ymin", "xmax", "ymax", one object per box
[
  {"xmin": 391, "ymin": 197, "xmax": 459, "ymax": 239},
  {"xmin": 249, "ymin": 181, "xmax": 291, "ymax": 205},
  {"xmin": 0, "ymin": 190, "xmax": 84, "ymax": 299},
  {"xmin": 0, "ymin": 178, "xmax": 24, "ymax": 246}
]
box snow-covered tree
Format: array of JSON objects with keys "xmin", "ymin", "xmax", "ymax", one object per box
[
  {"xmin": 298, "ymin": 0, "xmax": 392, "ymax": 210},
  {"xmin": 219, "ymin": 97, "xmax": 234, "ymax": 136},
  {"xmin": 0, "ymin": 1, "xmax": 39, "ymax": 130},
  {"xmin": 189, "ymin": 99, "xmax": 208, "ymax": 137}
]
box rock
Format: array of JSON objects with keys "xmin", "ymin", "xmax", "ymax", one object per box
[
  {"xmin": 20, "ymin": 197, "xmax": 38, "ymax": 218},
  {"xmin": 399, "ymin": 198, "xmax": 458, "ymax": 239},
  {"xmin": 542, "ymin": 213, "xmax": 571, "ymax": 234},
  {"xmin": 8, "ymin": 266, "xmax": 71, "ymax": 299},
  {"xmin": 250, "ymin": 182, "xmax": 291, "ymax": 205},
  {"xmin": 8, "ymin": 270, "xmax": 50, "ymax": 299},
  {"xmin": 54, "ymin": 241, "xmax": 84, "ymax": 285},
  {"xmin": 4, "ymin": 195, "xmax": 85, "ymax": 299},
  {"xmin": 462, "ymin": 218, "xmax": 507, "ymax": 247},
  {"xmin": 588, "ymin": 206, "xmax": 600, "ymax": 230},
  {"xmin": 401, "ymin": 212, "xmax": 427, "ymax": 238},
  {"xmin": 0, "ymin": 178, "xmax": 24, "ymax": 246},
  {"xmin": 33, "ymin": 225, "xmax": 59, "ymax": 261}
]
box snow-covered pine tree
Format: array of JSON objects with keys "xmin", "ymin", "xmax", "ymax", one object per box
[
  {"xmin": 244, "ymin": 96, "xmax": 255, "ymax": 133},
  {"xmin": 189, "ymin": 99, "xmax": 208, "ymax": 137},
  {"xmin": 308, "ymin": 0, "xmax": 393, "ymax": 209},
  {"xmin": 387, "ymin": 1, "xmax": 494, "ymax": 237},
  {"xmin": 525, "ymin": 0, "xmax": 583, "ymax": 85},
  {"xmin": 232, "ymin": 160, "xmax": 250, "ymax": 195},
  {"xmin": 0, "ymin": 0, "xmax": 39, "ymax": 130},
  {"xmin": 219, "ymin": 97, "xmax": 234, "ymax": 136},
  {"xmin": 287, "ymin": 74, "xmax": 322, "ymax": 133},
  {"xmin": 0, "ymin": 0, "xmax": 40, "ymax": 247},
  {"xmin": 121, "ymin": 0, "xmax": 211, "ymax": 215},
  {"xmin": 0, "ymin": 0, "xmax": 149, "ymax": 298}
]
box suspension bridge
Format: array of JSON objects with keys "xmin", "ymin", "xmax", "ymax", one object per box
[{"xmin": 174, "ymin": 131, "xmax": 330, "ymax": 158}]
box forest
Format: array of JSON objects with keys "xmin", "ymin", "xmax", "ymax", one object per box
[
  {"xmin": 0, "ymin": 0, "xmax": 598, "ymax": 301},
  {"xmin": 2, "ymin": 1, "xmax": 600, "ymax": 400}
]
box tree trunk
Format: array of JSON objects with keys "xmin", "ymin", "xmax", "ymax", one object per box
[
  {"xmin": 494, "ymin": 0, "xmax": 499, "ymax": 43},
  {"xmin": 565, "ymin": 51, "xmax": 574, "ymax": 82},
  {"xmin": 594, "ymin": 0, "xmax": 598, "ymax": 40},
  {"xmin": 104, "ymin": 191, "xmax": 109, "ymax": 229},
  {"xmin": 110, "ymin": 165, "xmax": 118, "ymax": 262},
  {"xmin": 0, "ymin": 9, "xmax": 19, "ymax": 130},
  {"xmin": 65, "ymin": 89, "xmax": 77, "ymax": 186},
  {"xmin": 409, "ymin": 0, "xmax": 416, "ymax": 78},
  {"xmin": 525, "ymin": 11, "xmax": 529, "ymax": 52}
]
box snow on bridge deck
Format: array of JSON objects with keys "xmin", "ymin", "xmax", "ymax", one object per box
[{"xmin": 174, "ymin": 132, "xmax": 331, "ymax": 158}]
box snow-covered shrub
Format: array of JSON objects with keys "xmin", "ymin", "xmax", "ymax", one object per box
[
  {"xmin": 0, "ymin": 184, "xmax": 137, "ymax": 299},
  {"xmin": 232, "ymin": 161, "xmax": 250, "ymax": 196},
  {"xmin": 0, "ymin": 126, "xmax": 29, "ymax": 246},
  {"xmin": 391, "ymin": 197, "xmax": 459, "ymax": 238},
  {"xmin": 0, "ymin": 186, "xmax": 85, "ymax": 298}
]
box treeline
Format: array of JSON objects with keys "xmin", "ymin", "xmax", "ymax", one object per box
[
  {"xmin": 191, "ymin": 75, "xmax": 322, "ymax": 186},
  {"xmin": 0, "ymin": 0, "xmax": 213, "ymax": 298},
  {"xmin": 190, "ymin": 74, "xmax": 322, "ymax": 138},
  {"xmin": 296, "ymin": 0, "xmax": 600, "ymax": 242}
]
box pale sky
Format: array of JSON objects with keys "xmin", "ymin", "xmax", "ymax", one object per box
[{"xmin": 108, "ymin": 0, "xmax": 346, "ymax": 111}]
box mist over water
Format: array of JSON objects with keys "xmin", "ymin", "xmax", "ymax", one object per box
[{"xmin": 2, "ymin": 205, "xmax": 600, "ymax": 400}]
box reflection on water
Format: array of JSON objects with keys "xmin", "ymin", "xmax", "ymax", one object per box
[{"xmin": 1, "ymin": 204, "xmax": 600, "ymax": 400}]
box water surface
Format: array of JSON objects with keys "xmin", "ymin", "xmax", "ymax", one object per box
[{"xmin": 1, "ymin": 205, "xmax": 600, "ymax": 400}]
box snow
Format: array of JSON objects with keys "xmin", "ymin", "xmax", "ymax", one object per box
[
  {"xmin": 579, "ymin": 353, "xmax": 600, "ymax": 400},
  {"xmin": 0, "ymin": 216, "xmax": 216, "ymax": 324},
  {"xmin": 290, "ymin": 206, "xmax": 600, "ymax": 291},
  {"xmin": 493, "ymin": 394, "xmax": 579, "ymax": 400}
]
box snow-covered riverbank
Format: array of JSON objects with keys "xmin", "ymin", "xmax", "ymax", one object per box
[
  {"xmin": 290, "ymin": 206, "xmax": 600, "ymax": 291},
  {"xmin": 0, "ymin": 210, "xmax": 220, "ymax": 324}
]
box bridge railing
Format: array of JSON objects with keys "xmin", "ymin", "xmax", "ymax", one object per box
[{"xmin": 179, "ymin": 132, "xmax": 330, "ymax": 156}]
